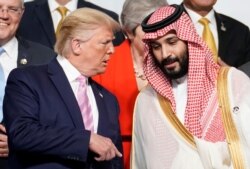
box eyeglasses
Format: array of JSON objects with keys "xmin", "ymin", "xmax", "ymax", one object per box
[{"xmin": 0, "ymin": 7, "xmax": 24, "ymax": 16}]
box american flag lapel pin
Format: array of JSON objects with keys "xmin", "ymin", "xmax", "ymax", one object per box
[
  {"xmin": 220, "ymin": 22, "xmax": 226, "ymax": 32},
  {"xmin": 20, "ymin": 58, "xmax": 28, "ymax": 65}
]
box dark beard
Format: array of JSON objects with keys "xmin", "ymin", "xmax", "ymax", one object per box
[{"xmin": 154, "ymin": 53, "xmax": 189, "ymax": 79}]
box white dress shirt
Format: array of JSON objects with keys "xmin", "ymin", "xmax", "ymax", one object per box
[
  {"xmin": 184, "ymin": 5, "xmax": 219, "ymax": 50},
  {"xmin": 0, "ymin": 37, "xmax": 18, "ymax": 81},
  {"xmin": 0, "ymin": 37, "xmax": 18, "ymax": 121},
  {"xmin": 172, "ymin": 76, "xmax": 187, "ymax": 124},
  {"xmin": 57, "ymin": 55, "xmax": 99, "ymax": 133}
]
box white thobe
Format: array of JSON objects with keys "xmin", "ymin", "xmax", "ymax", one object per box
[{"xmin": 131, "ymin": 67, "xmax": 250, "ymax": 169}]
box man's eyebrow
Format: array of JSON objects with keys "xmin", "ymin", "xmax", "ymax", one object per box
[
  {"xmin": 149, "ymin": 41, "xmax": 160, "ymax": 46},
  {"xmin": 166, "ymin": 36, "xmax": 178, "ymax": 40},
  {"xmin": 150, "ymin": 36, "xmax": 178, "ymax": 44}
]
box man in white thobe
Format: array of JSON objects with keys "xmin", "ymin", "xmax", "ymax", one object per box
[{"xmin": 131, "ymin": 5, "xmax": 250, "ymax": 169}]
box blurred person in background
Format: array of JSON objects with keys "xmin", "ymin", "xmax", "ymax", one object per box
[
  {"xmin": 17, "ymin": 0, "xmax": 125, "ymax": 49},
  {"xmin": 93, "ymin": 0, "xmax": 168, "ymax": 168},
  {"xmin": 182, "ymin": 0, "xmax": 250, "ymax": 67},
  {"xmin": 0, "ymin": 0, "xmax": 56, "ymax": 168}
]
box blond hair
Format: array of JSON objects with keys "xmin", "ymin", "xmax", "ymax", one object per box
[{"xmin": 55, "ymin": 8, "xmax": 121, "ymax": 56}]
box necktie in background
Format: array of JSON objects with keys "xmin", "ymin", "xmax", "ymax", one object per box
[
  {"xmin": 76, "ymin": 75, "xmax": 94, "ymax": 132},
  {"xmin": 199, "ymin": 17, "xmax": 218, "ymax": 62},
  {"xmin": 56, "ymin": 6, "xmax": 68, "ymax": 36},
  {"xmin": 0, "ymin": 47, "xmax": 5, "ymax": 122}
]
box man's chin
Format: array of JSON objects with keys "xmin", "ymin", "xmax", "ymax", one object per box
[
  {"xmin": 164, "ymin": 69, "xmax": 186, "ymax": 79},
  {"xmin": 97, "ymin": 68, "xmax": 107, "ymax": 75}
]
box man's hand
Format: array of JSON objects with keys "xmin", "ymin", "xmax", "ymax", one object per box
[
  {"xmin": 89, "ymin": 133, "xmax": 122, "ymax": 161},
  {"xmin": 0, "ymin": 124, "xmax": 8, "ymax": 157}
]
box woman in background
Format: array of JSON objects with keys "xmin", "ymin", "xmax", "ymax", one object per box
[{"xmin": 93, "ymin": 0, "xmax": 168, "ymax": 168}]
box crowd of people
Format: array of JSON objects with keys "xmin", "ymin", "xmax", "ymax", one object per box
[{"xmin": 0, "ymin": 0, "xmax": 250, "ymax": 169}]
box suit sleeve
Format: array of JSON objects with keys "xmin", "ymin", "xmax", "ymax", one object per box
[
  {"xmin": 111, "ymin": 97, "xmax": 124, "ymax": 169},
  {"xmin": 94, "ymin": 85, "xmax": 124, "ymax": 169},
  {"xmin": 3, "ymin": 68, "xmax": 90, "ymax": 162},
  {"xmin": 243, "ymin": 27, "xmax": 250, "ymax": 64}
]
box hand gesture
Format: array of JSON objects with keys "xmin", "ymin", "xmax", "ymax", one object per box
[{"xmin": 89, "ymin": 133, "xmax": 122, "ymax": 161}]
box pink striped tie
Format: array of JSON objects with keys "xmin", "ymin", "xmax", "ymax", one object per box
[{"xmin": 76, "ymin": 75, "xmax": 94, "ymax": 132}]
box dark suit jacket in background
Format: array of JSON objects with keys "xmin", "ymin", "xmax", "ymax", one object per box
[
  {"xmin": 0, "ymin": 37, "xmax": 56, "ymax": 169},
  {"xmin": 17, "ymin": 0, "xmax": 125, "ymax": 49},
  {"xmin": 16, "ymin": 37, "xmax": 56, "ymax": 67},
  {"xmin": 215, "ymin": 12, "xmax": 250, "ymax": 67},
  {"xmin": 238, "ymin": 61, "xmax": 250, "ymax": 77},
  {"xmin": 182, "ymin": 3, "xmax": 250, "ymax": 67},
  {"xmin": 3, "ymin": 58, "xmax": 123, "ymax": 169}
]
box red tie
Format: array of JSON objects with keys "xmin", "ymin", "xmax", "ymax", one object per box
[{"xmin": 76, "ymin": 75, "xmax": 94, "ymax": 131}]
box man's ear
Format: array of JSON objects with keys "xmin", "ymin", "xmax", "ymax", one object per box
[{"xmin": 71, "ymin": 38, "xmax": 82, "ymax": 55}]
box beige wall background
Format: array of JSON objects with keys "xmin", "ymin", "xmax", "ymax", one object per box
[
  {"xmin": 86, "ymin": 0, "xmax": 250, "ymax": 28},
  {"xmin": 23, "ymin": 0, "xmax": 250, "ymax": 28}
]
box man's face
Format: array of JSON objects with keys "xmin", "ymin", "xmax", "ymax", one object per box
[
  {"xmin": 70, "ymin": 26, "xmax": 115, "ymax": 77},
  {"xmin": 0, "ymin": 0, "xmax": 24, "ymax": 45},
  {"xmin": 149, "ymin": 31, "xmax": 189, "ymax": 79},
  {"xmin": 184, "ymin": 0, "xmax": 217, "ymax": 13}
]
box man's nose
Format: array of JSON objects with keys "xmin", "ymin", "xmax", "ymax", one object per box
[
  {"xmin": 0, "ymin": 9, "xmax": 9, "ymax": 18},
  {"xmin": 107, "ymin": 44, "xmax": 114, "ymax": 54},
  {"xmin": 162, "ymin": 46, "xmax": 172, "ymax": 59}
]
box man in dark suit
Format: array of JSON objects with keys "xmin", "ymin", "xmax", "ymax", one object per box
[
  {"xmin": 182, "ymin": 0, "xmax": 250, "ymax": 67},
  {"xmin": 17, "ymin": 0, "xmax": 125, "ymax": 49},
  {"xmin": 3, "ymin": 8, "xmax": 123, "ymax": 169},
  {"xmin": 0, "ymin": 0, "xmax": 56, "ymax": 168}
]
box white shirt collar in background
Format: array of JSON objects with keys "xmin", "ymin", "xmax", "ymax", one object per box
[
  {"xmin": 0, "ymin": 37, "xmax": 18, "ymax": 81},
  {"xmin": 48, "ymin": 0, "xmax": 78, "ymax": 32},
  {"xmin": 0, "ymin": 37, "xmax": 18, "ymax": 121},
  {"xmin": 184, "ymin": 5, "xmax": 218, "ymax": 49}
]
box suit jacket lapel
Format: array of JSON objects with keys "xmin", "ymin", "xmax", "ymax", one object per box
[
  {"xmin": 17, "ymin": 37, "xmax": 31, "ymax": 68},
  {"xmin": 77, "ymin": 0, "xmax": 87, "ymax": 8},
  {"xmin": 48, "ymin": 58, "xmax": 84, "ymax": 128},
  {"xmin": 34, "ymin": 0, "xmax": 56, "ymax": 47},
  {"xmin": 90, "ymin": 79, "xmax": 110, "ymax": 136},
  {"xmin": 47, "ymin": 63, "xmax": 111, "ymax": 133},
  {"xmin": 215, "ymin": 12, "xmax": 229, "ymax": 58}
]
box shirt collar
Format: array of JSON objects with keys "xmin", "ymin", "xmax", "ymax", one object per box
[
  {"xmin": 1, "ymin": 37, "xmax": 18, "ymax": 58},
  {"xmin": 184, "ymin": 5, "xmax": 216, "ymax": 26},
  {"xmin": 56, "ymin": 55, "xmax": 81, "ymax": 83},
  {"xmin": 48, "ymin": 0, "xmax": 77, "ymax": 13}
]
